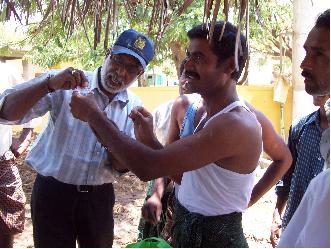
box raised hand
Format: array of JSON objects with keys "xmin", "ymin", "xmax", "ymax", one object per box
[
  {"xmin": 270, "ymin": 209, "xmax": 282, "ymax": 247},
  {"xmin": 47, "ymin": 67, "xmax": 88, "ymax": 92},
  {"xmin": 10, "ymin": 128, "xmax": 33, "ymax": 157},
  {"xmin": 70, "ymin": 91, "xmax": 100, "ymax": 122},
  {"xmin": 129, "ymin": 106, "xmax": 156, "ymax": 147},
  {"xmin": 141, "ymin": 194, "xmax": 162, "ymax": 225}
]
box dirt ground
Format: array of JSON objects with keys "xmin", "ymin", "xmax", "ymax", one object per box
[{"xmin": 13, "ymin": 134, "xmax": 275, "ymax": 248}]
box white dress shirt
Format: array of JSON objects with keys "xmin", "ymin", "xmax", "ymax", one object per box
[{"xmin": 278, "ymin": 169, "xmax": 330, "ymax": 248}]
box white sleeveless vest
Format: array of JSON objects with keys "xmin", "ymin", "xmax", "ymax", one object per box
[{"xmin": 178, "ymin": 101, "xmax": 257, "ymax": 216}]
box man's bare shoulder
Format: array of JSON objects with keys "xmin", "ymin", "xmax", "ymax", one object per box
[
  {"xmin": 172, "ymin": 94, "xmax": 195, "ymax": 116},
  {"xmin": 200, "ymin": 108, "xmax": 262, "ymax": 173},
  {"xmin": 207, "ymin": 107, "xmax": 260, "ymax": 133}
]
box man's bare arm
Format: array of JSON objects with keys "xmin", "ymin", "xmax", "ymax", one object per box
[
  {"xmin": 270, "ymin": 195, "xmax": 288, "ymax": 247},
  {"xmin": 0, "ymin": 68, "xmax": 87, "ymax": 121},
  {"xmin": 71, "ymin": 93, "xmax": 262, "ymax": 181},
  {"xmin": 247, "ymin": 105, "xmax": 292, "ymax": 207},
  {"xmin": 165, "ymin": 96, "xmax": 190, "ymax": 184},
  {"xmin": 0, "ymin": 78, "xmax": 50, "ymax": 121},
  {"xmin": 10, "ymin": 128, "xmax": 34, "ymax": 157}
]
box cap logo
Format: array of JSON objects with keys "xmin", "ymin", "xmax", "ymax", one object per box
[{"xmin": 134, "ymin": 37, "xmax": 146, "ymax": 50}]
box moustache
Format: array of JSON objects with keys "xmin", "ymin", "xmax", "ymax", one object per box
[
  {"xmin": 185, "ymin": 70, "xmax": 200, "ymax": 80},
  {"xmin": 107, "ymin": 73, "xmax": 123, "ymax": 86},
  {"xmin": 301, "ymin": 70, "xmax": 314, "ymax": 80}
]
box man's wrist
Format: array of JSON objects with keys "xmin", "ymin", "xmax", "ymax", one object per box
[
  {"xmin": 43, "ymin": 74, "xmax": 55, "ymax": 93},
  {"xmin": 150, "ymin": 191, "xmax": 162, "ymax": 201},
  {"xmin": 87, "ymin": 108, "xmax": 105, "ymax": 124}
]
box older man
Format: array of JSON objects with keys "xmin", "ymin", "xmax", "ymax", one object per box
[{"xmin": 0, "ymin": 29, "xmax": 154, "ymax": 247}]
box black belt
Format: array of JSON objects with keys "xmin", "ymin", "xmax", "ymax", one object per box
[
  {"xmin": 38, "ymin": 174, "xmax": 111, "ymax": 193},
  {"xmin": 76, "ymin": 185, "xmax": 100, "ymax": 193}
]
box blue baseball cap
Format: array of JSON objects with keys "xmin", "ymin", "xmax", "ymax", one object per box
[{"xmin": 112, "ymin": 29, "xmax": 154, "ymax": 70}]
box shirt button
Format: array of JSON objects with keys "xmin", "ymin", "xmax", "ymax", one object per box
[{"xmin": 318, "ymin": 156, "xmax": 322, "ymax": 161}]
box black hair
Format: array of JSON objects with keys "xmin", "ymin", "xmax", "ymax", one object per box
[
  {"xmin": 316, "ymin": 9, "xmax": 330, "ymax": 30},
  {"xmin": 187, "ymin": 21, "xmax": 248, "ymax": 81}
]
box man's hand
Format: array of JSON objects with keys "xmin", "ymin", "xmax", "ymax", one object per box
[
  {"xmin": 270, "ymin": 209, "xmax": 282, "ymax": 247},
  {"xmin": 10, "ymin": 128, "xmax": 33, "ymax": 157},
  {"xmin": 47, "ymin": 67, "xmax": 88, "ymax": 92},
  {"xmin": 129, "ymin": 107, "xmax": 155, "ymax": 146},
  {"xmin": 70, "ymin": 91, "xmax": 100, "ymax": 122},
  {"xmin": 142, "ymin": 194, "xmax": 162, "ymax": 225}
]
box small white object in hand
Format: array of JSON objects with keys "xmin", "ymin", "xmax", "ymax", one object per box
[{"xmin": 76, "ymin": 86, "xmax": 91, "ymax": 96}]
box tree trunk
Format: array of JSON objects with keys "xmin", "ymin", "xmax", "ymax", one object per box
[
  {"xmin": 137, "ymin": 74, "xmax": 147, "ymax": 87},
  {"xmin": 169, "ymin": 40, "xmax": 186, "ymax": 78}
]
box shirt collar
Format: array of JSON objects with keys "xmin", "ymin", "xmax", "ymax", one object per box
[
  {"xmin": 305, "ymin": 109, "xmax": 321, "ymax": 129},
  {"xmin": 91, "ymin": 67, "xmax": 129, "ymax": 106}
]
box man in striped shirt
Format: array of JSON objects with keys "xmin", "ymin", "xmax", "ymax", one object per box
[{"xmin": 0, "ymin": 29, "xmax": 154, "ymax": 247}]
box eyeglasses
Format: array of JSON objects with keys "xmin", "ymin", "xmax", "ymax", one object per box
[{"xmin": 110, "ymin": 55, "xmax": 143, "ymax": 76}]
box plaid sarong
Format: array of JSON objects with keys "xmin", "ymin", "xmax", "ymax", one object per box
[
  {"xmin": 0, "ymin": 152, "xmax": 26, "ymax": 234},
  {"xmin": 172, "ymin": 201, "xmax": 248, "ymax": 248},
  {"xmin": 137, "ymin": 180, "xmax": 175, "ymax": 242}
]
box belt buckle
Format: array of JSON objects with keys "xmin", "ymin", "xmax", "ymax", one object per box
[{"xmin": 77, "ymin": 185, "xmax": 89, "ymax": 192}]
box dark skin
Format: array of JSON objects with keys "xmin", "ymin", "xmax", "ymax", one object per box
[
  {"xmin": 141, "ymin": 93, "xmax": 292, "ymax": 224},
  {"xmin": 301, "ymin": 27, "xmax": 330, "ymax": 96},
  {"xmin": 0, "ymin": 234, "xmax": 14, "ymax": 248},
  {"xmin": 10, "ymin": 128, "xmax": 34, "ymax": 157},
  {"xmin": 70, "ymin": 38, "xmax": 263, "ymax": 182},
  {"xmin": 270, "ymin": 25, "xmax": 330, "ymax": 248}
]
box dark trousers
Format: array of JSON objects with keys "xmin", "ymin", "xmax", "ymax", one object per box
[{"xmin": 31, "ymin": 174, "xmax": 115, "ymax": 248}]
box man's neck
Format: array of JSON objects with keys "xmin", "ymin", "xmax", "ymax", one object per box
[
  {"xmin": 319, "ymin": 105, "xmax": 329, "ymax": 130},
  {"xmin": 202, "ymin": 81, "xmax": 239, "ymax": 118}
]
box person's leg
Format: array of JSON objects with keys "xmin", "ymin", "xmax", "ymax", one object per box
[
  {"xmin": 0, "ymin": 234, "xmax": 14, "ymax": 247},
  {"xmin": 31, "ymin": 174, "xmax": 77, "ymax": 248},
  {"xmin": 76, "ymin": 183, "xmax": 115, "ymax": 248},
  {"xmin": 0, "ymin": 159, "xmax": 25, "ymax": 248}
]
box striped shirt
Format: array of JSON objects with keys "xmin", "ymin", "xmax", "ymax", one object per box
[
  {"xmin": 0, "ymin": 68, "xmax": 142, "ymax": 185},
  {"xmin": 275, "ymin": 110, "xmax": 325, "ymax": 228}
]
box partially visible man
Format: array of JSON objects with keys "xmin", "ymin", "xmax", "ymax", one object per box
[
  {"xmin": 0, "ymin": 29, "xmax": 154, "ymax": 247},
  {"xmin": 71, "ymin": 21, "xmax": 263, "ymax": 247},
  {"xmin": 278, "ymin": 99, "xmax": 330, "ymax": 248},
  {"xmin": 137, "ymin": 60, "xmax": 188, "ymax": 241},
  {"xmin": 0, "ymin": 62, "xmax": 37, "ymax": 247},
  {"xmin": 270, "ymin": 9, "xmax": 330, "ymax": 247}
]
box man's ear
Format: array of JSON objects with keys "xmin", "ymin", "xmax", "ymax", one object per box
[{"xmin": 223, "ymin": 56, "xmax": 236, "ymax": 76}]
